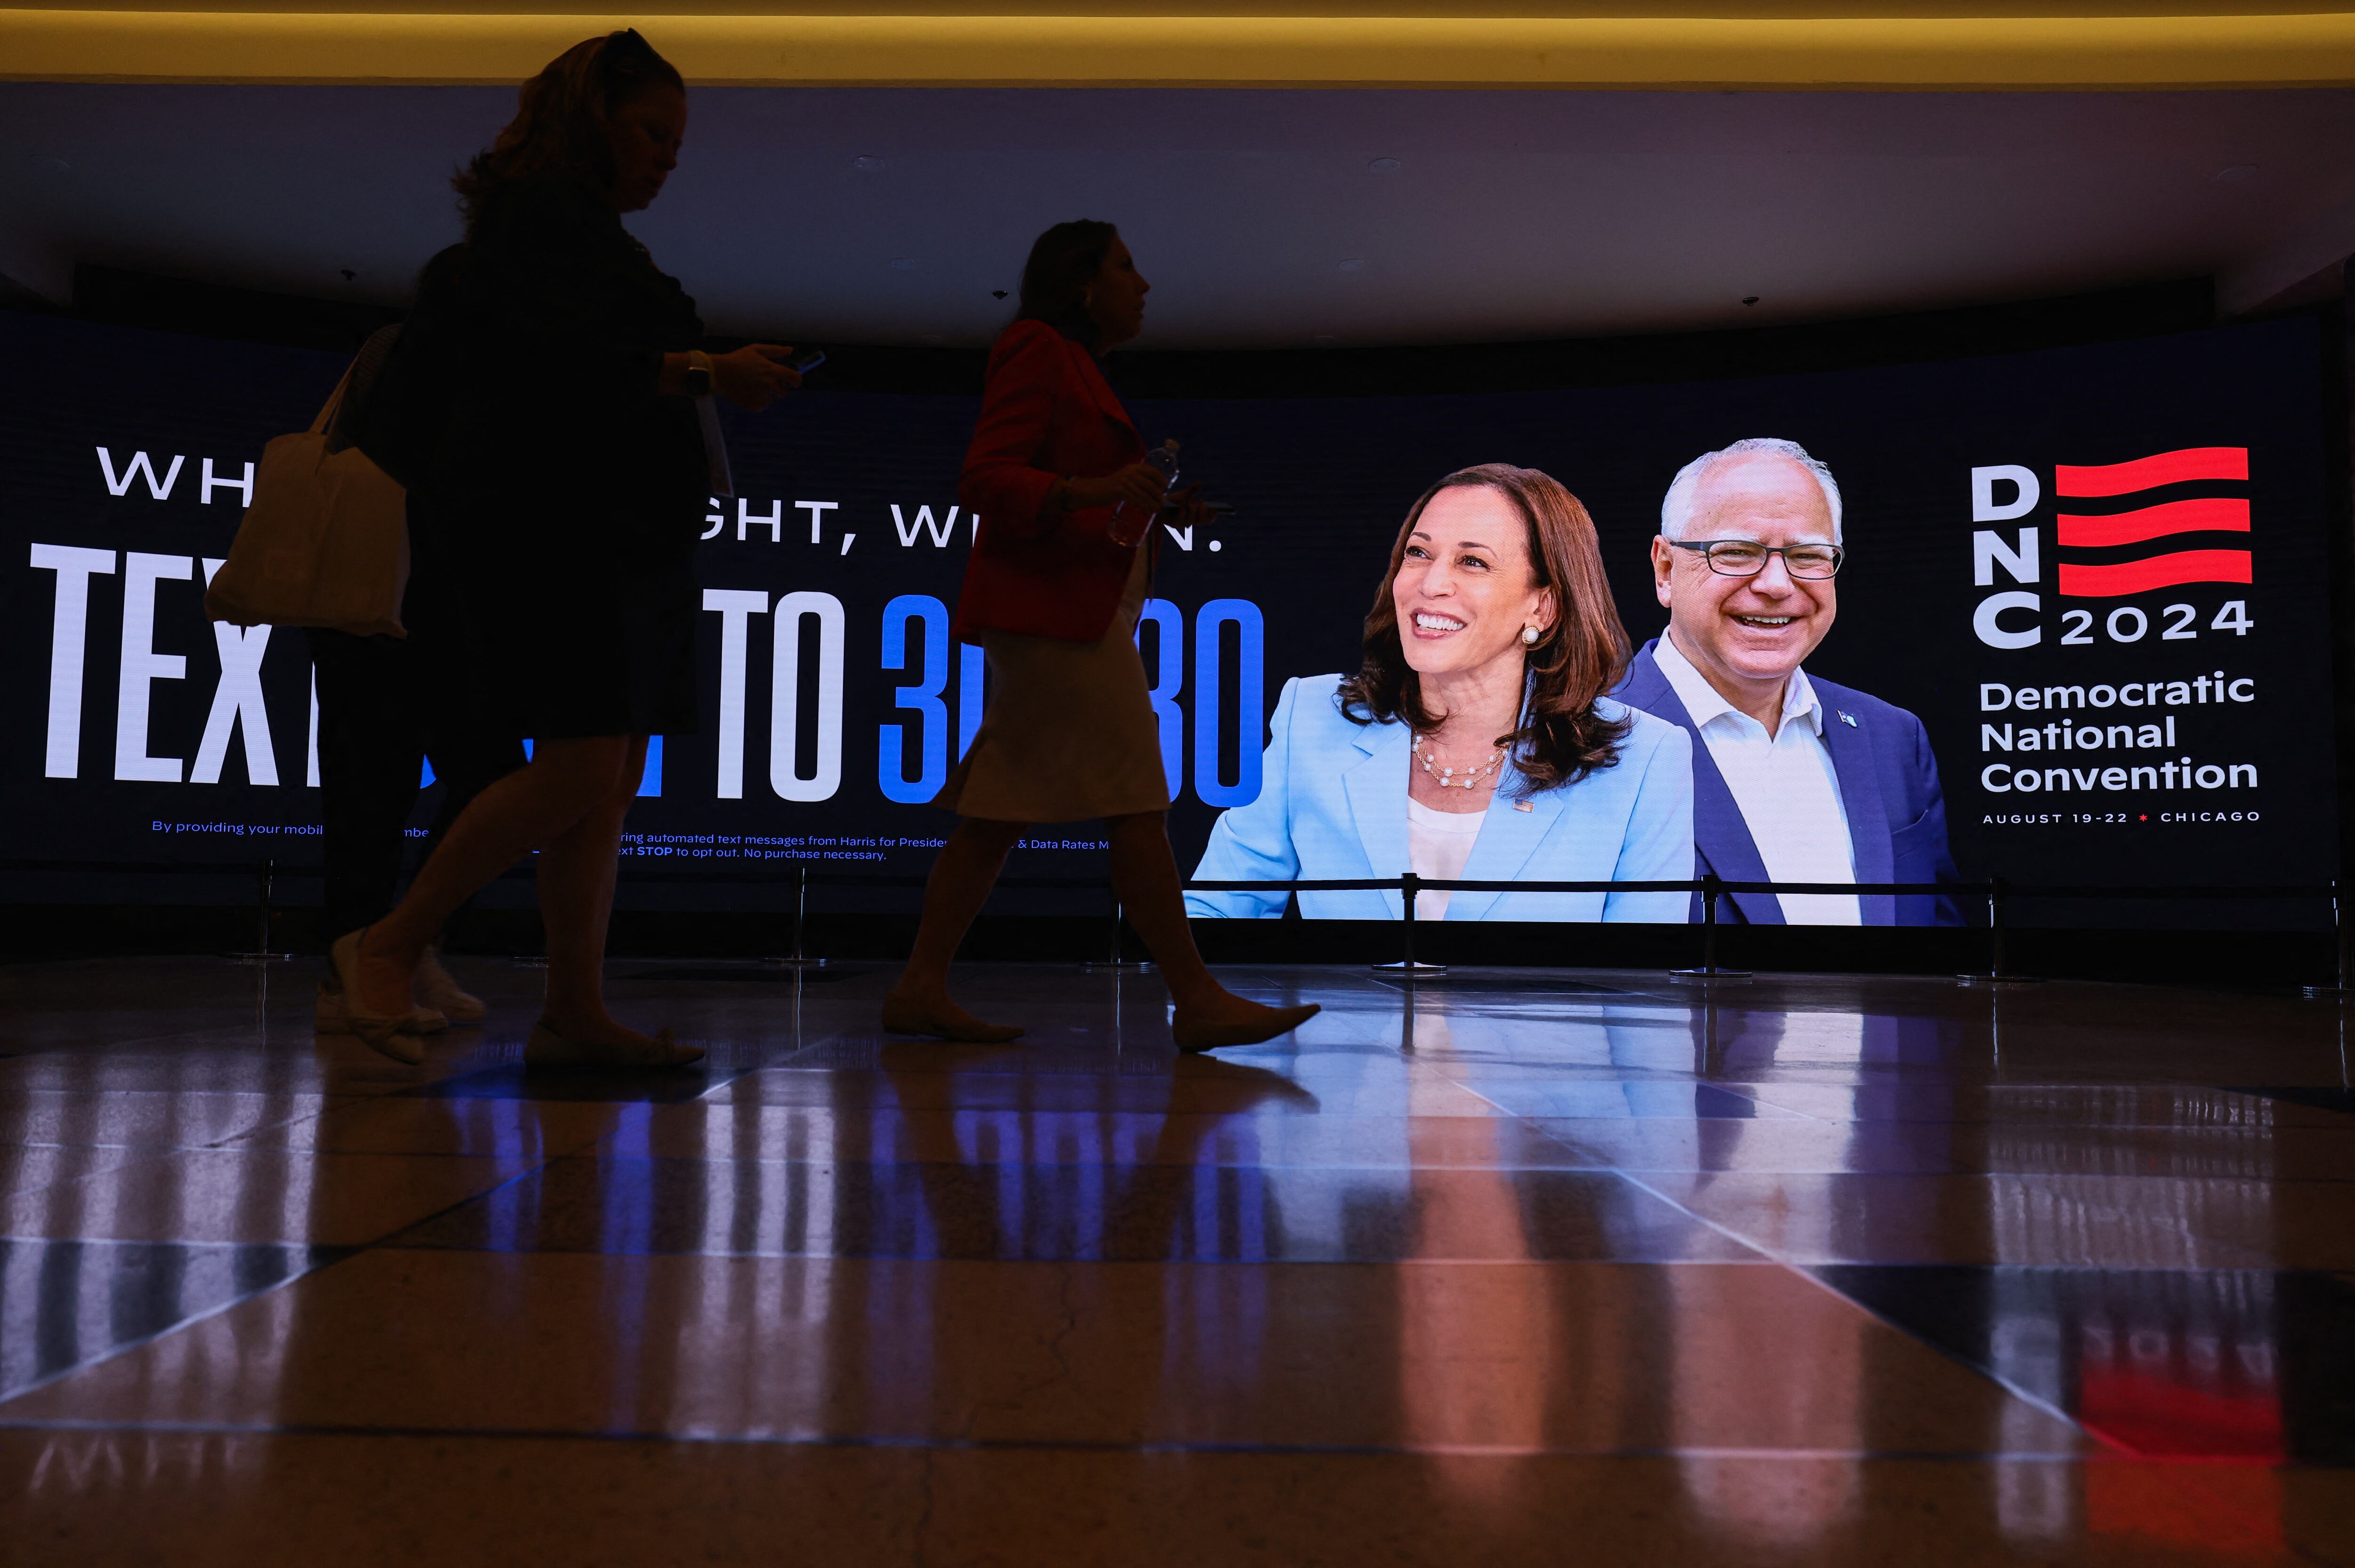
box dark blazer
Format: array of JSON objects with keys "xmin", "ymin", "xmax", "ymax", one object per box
[
  {"xmin": 1613, "ymin": 637, "xmax": 1963, "ymax": 926},
  {"xmin": 953, "ymin": 319, "xmax": 1148, "ymax": 643},
  {"xmin": 414, "ymin": 170, "xmax": 707, "ymax": 527},
  {"xmin": 397, "ymin": 169, "xmax": 710, "ymax": 739}
]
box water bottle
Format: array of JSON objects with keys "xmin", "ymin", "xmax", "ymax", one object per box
[{"xmin": 1108, "ymin": 439, "xmax": 1180, "ymax": 548}]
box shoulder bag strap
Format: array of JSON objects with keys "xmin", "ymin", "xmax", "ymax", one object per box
[{"xmin": 309, "ymin": 362, "xmax": 358, "ymax": 438}]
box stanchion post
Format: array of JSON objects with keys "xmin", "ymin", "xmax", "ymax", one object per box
[
  {"xmin": 2327, "ymin": 871, "xmax": 2346, "ymax": 984},
  {"xmin": 1959, "ymin": 875, "xmax": 2039, "ymax": 985},
  {"xmin": 1700, "ymin": 872, "xmax": 1719, "ymax": 975},
  {"xmin": 1670, "ymin": 873, "xmax": 1748, "ymax": 981},
  {"xmin": 1372, "ymin": 873, "xmax": 1444, "ymax": 976},
  {"xmin": 1402, "ymin": 872, "xmax": 1420, "ymax": 970},
  {"xmin": 2303, "ymin": 879, "xmax": 2353, "ymax": 997},
  {"xmin": 763, "ymin": 863, "xmax": 828, "ymax": 970},
  {"xmin": 1988, "ymin": 875, "xmax": 2006, "ymax": 982},
  {"xmin": 230, "ymin": 858, "xmax": 290, "ymax": 965},
  {"xmin": 1082, "ymin": 892, "xmax": 1153, "ymax": 972}
]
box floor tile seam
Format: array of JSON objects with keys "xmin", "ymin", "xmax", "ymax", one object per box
[
  {"xmin": 1473, "ymin": 1083, "xmax": 2127, "ymax": 1456},
  {"xmin": 0, "ymin": 1247, "xmax": 355, "ymax": 1411},
  {"xmin": 1736, "ymin": 1110, "xmax": 2355, "ymax": 1128},
  {"xmin": 0, "ymin": 1146, "xmax": 196, "ymax": 1207},
  {"xmin": 598, "ymin": 1104, "xmax": 2355, "ymax": 1132},
  {"xmin": 0, "ymin": 1090, "xmax": 353, "ymax": 1106},
  {"xmin": 5, "ymin": 1138, "xmax": 577, "ymax": 1161},
  {"xmin": 1628, "ymin": 1168, "xmax": 2355, "ymax": 1189},
  {"xmin": 392, "ymin": 1066, "xmax": 767, "ymax": 1108},
  {"xmin": 0, "ymin": 1234, "xmax": 348, "ymax": 1255},
  {"xmin": 1429, "ymin": 1071, "xmax": 1843, "ymax": 1125},
  {"xmin": 682, "ymin": 1103, "xmax": 1536, "ymax": 1118},
  {"xmin": 516, "ymin": 1150, "xmax": 2355, "ymax": 1179},
  {"xmin": 314, "ymin": 1142, "xmax": 599, "ymax": 1259},
  {"xmin": 362, "ymin": 1242, "xmax": 1798, "ymax": 1263},
  {"xmin": 201, "ymin": 1095, "xmax": 374, "ymax": 1151},
  {"xmin": 0, "ymin": 1145, "xmax": 558, "ymax": 1221},
  {"xmin": 527, "ymin": 1153, "xmax": 1680, "ymax": 1174},
  {"xmin": 0, "ymin": 1149, "xmax": 575, "ymax": 1402},
  {"xmin": 0, "ymin": 1418, "xmax": 2106, "ymax": 1462},
  {"xmin": 1807, "ymin": 1260, "xmax": 2355, "ymax": 1280}
]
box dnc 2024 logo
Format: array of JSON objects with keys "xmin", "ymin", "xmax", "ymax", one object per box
[{"xmin": 1969, "ymin": 447, "xmax": 2254, "ymax": 651}]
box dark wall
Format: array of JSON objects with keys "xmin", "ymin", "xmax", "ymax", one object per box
[{"xmin": 59, "ymin": 262, "xmax": 2217, "ymax": 398}]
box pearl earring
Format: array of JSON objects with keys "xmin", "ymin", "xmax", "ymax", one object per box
[{"xmin": 1521, "ymin": 624, "xmax": 1540, "ymax": 646}]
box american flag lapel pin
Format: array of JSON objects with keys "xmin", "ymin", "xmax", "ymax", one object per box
[
  {"xmin": 1514, "ymin": 799, "xmax": 1534, "ymax": 812},
  {"xmin": 1839, "ymin": 711, "xmax": 1859, "ymax": 727}
]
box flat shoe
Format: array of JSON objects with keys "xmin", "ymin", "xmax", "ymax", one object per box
[
  {"xmin": 1171, "ymin": 1001, "xmax": 1322, "ymax": 1053},
  {"xmin": 879, "ymin": 994, "xmax": 1023, "ymax": 1044},
  {"xmin": 315, "ymin": 981, "xmax": 447, "ymax": 1037},
  {"xmin": 525, "ymin": 1022, "xmax": 705, "ymax": 1070},
  {"xmin": 326, "ymin": 929, "xmax": 432, "ymax": 1064},
  {"xmin": 416, "ymin": 946, "xmax": 487, "ymax": 1023}
]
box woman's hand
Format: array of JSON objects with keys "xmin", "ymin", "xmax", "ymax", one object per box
[
  {"xmin": 713, "ymin": 344, "xmax": 802, "ymax": 411},
  {"xmin": 1161, "ymin": 482, "xmax": 1211, "ymax": 532},
  {"xmin": 1062, "ymin": 462, "xmax": 1169, "ymax": 513}
]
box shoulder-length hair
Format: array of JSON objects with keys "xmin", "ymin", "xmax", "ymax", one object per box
[
  {"xmin": 1338, "ymin": 463, "xmax": 1633, "ymax": 792},
  {"xmin": 1014, "ymin": 219, "xmax": 1119, "ymax": 353},
  {"xmin": 452, "ymin": 29, "xmax": 683, "ymax": 232}
]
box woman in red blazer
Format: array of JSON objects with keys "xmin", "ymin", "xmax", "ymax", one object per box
[{"xmin": 883, "ymin": 220, "xmax": 1319, "ymax": 1052}]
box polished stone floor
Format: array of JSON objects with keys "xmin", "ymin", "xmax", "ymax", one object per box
[{"xmin": 0, "ymin": 955, "xmax": 2350, "ymax": 1564}]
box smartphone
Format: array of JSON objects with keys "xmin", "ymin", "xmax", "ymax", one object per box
[{"xmin": 791, "ymin": 348, "xmax": 827, "ymax": 374}]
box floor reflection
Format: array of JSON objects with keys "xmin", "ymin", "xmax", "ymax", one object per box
[
  {"xmin": 0, "ymin": 1239, "xmax": 335, "ymax": 1400},
  {"xmin": 1, "ymin": 957, "xmax": 2351, "ymax": 1562},
  {"xmin": 1818, "ymin": 1264, "xmax": 2355, "ymax": 1464}
]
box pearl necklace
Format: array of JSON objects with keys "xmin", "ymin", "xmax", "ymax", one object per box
[{"xmin": 1412, "ymin": 733, "xmax": 1504, "ymax": 790}]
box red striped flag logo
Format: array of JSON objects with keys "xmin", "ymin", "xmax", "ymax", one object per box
[{"xmin": 2054, "ymin": 447, "xmax": 2251, "ymax": 597}]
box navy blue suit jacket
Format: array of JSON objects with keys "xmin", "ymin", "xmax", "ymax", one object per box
[{"xmin": 1613, "ymin": 638, "xmax": 1963, "ymax": 926}]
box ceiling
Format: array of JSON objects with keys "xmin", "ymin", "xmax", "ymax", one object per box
[{"xmin": 6, "ymin": 82, "xmax": 2355, "ymax": 348}]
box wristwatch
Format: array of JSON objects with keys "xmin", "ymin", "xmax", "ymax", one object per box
[{"xmin": 685, "ymin": 350, "xmax": 714, "ymax": 398}]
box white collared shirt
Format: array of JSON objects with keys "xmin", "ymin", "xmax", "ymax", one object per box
[{"xmin": 1655, "ymin": 632, "xmax": 1860, "ymax": 925}]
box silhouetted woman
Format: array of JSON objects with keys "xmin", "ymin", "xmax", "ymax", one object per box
[
  {"xmin": 337, "ymin": 30, "xmax": 798, "ymax": 1066},
  {"xmin": 883, "ymin": 220, "xmax": 1320, "ymax": 1051}
]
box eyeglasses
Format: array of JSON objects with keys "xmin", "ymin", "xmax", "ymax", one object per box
[{"xmin": 1669, "ymin": 539, "xmax": 1844, "ymax": 580}]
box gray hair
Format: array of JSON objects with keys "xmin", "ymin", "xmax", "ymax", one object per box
[{"xmin": 1659, "ymin": 437, "xmax": 1843, "ymax": 543}]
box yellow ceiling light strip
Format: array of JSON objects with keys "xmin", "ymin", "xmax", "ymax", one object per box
[{"xmin": 7, "ymin": 9, "xmax": 2355, "ymax": 88}]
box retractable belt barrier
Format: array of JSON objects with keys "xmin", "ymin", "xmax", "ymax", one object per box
[{"xmin": 4, "ymin": 858, "xmax": 2347, "ymax": 989}]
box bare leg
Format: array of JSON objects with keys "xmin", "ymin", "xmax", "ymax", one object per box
[
  {"xmin": 884, "ymin": 817, "xmax": 1027, "ymax": 1041},
  {"xmin": 1105, "ymin": 811, "xmax": 1320, "ymax": 1050},
  {"xmin": 350, "ymin": 737, "xmax": 632, "ymax": 1020},
  {"xmin": 535, "ymin": 736, "xmax": 649, "ymax": 1046},
  {"xmin": 1104, "ymin": 812, "xmax": 1218, "ymax": 1007}
]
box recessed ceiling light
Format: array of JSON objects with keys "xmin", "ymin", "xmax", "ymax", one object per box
[
  {"xmin": 1339, "ymin": 258, "xmax": 1367, "ymax": 272},
  {"xmin": 1742, "ymin": 296, "xmax": 1760, "ymax": 305},
  {"xmin": 891, "ymin": 258, "xmax": 918, "ymax": 271},
  {"xmin": 2216, "ymin": 163, "xmax": 2258, "ymax": 182},
  {"xmin": 1367, "ymin": 157, "xmax": 1401, "ymax": 174},
  {"xmin": 853, "ymin": 154, "xmax": 886, "ymax": 171}
]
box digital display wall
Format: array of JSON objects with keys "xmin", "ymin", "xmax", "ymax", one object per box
[{"xmin": 0, "ymin": 310, "xmax": 2337, "ymax": 927}]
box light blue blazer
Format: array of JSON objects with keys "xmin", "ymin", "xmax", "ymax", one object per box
[{"xmin": 1186, "ymin": 675, "xmax": 1696, "ymax": 922}]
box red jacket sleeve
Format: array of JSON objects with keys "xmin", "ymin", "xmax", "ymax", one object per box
[{"xmin": 958, "ymin": 321, "xmax": 1065, "ymax": 542}]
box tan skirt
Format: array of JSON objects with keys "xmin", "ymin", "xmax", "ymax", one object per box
[{"xmin": 934, "ymin": 549, "xmax": 1171, "ymax": 823}]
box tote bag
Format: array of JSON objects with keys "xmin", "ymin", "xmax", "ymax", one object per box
[{"xmin": 203, "ymin": 366, "xmax": 409, "ymax": 637}]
